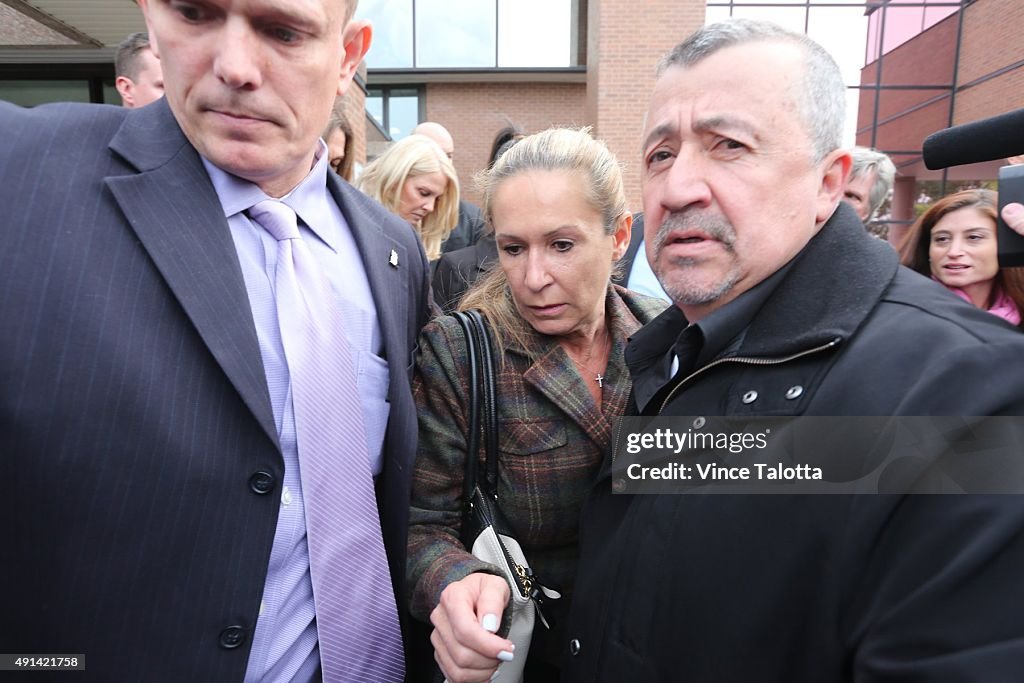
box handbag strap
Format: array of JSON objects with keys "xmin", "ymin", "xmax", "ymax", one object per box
[
  {"xmin": 469, "ymin": 310, "xmax": 499, "ymax": 497},
  {"xmin": 452, "ymin": 310, "xmax": 499, "ymax": 500},
  {"xmin": 452, "ymin": 311, "xmax": 482, "ymax": 503},
  {"xmin": 452, "ymin": 310, "xmax": 564, "ymax": 621}
]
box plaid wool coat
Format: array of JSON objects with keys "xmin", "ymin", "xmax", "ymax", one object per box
[{"xmin": 406, "ymin": 285, "xmax": 667, "ymax": 647}]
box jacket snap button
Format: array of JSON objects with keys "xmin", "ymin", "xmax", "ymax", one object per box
[
  {"xmin": 219, "ymin": 625, "xmax": 246, "ymax": 649},
  {"xmin": 785, "ymin": 385, "xmax": 804, "ymax": 400},
  {"xmin": 612, "ymin": 478, "xmax": 626, "ymax": 493},
  {"xmin": 569, "ymin": 638, "xmax": 582, "ymax": 656},
  {"xmin": 692, "ymin": 416, "xmax": 706, "ymax": 429},
  {"xmin": 742, "ymin": 390, "xmax": 758, "ymax": 404}
]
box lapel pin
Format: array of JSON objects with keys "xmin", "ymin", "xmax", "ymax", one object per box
[{"xmin": 389, "ymin": 249, "xmax": 400, "ymax": 268}]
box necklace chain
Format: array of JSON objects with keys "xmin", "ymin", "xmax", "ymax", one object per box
[{"xmin": 566, "ymin": 330, "xmax": 611, "ymax": 388}]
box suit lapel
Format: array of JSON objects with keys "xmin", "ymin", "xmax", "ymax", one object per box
[
  {"xmin": 329, "ymin": 178, "xmax": 410, "ymax": 363},
  {"xmin": 104, "ymin": 101, "xmax": 278, "ymax": 447},
  {"xmin": 328, "ymin": 178, "xmax": 413, "ymax": 477}
]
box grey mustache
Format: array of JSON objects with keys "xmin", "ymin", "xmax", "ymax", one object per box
[{"xmin": 653, "ymin": 212, "xmax": 736, "ymax": 252}]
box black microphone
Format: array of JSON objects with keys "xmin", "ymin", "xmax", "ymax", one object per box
[{"xmin": 922, "ymin": 107, "xmax": 1024, "ymax": 170}]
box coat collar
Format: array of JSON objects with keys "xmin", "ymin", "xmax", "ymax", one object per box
[{"xmin": 738, "ymin": 202, "xmax": 900, "ymax": 356}]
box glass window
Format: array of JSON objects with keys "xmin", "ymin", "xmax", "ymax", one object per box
[
  {"xmin": 365, "ymin": 86, "xmax": 423, "ymax": 141},
  {"xmin": 366, "ymin": 90, "xmax": 385, "ymax": 129},
  {"xmin": 359, "ymin": 0, "xmax": 414, "ymax": 68},
  {"xmin": 362, "ymin": 0, "xmax": 581, "ymax": 69},
  {"xmin": 416, "ymin": 0, "xmax": 496, "ymax": 68},
  {"xmin": 868, "ymin": 86, "xmax": 951, "ymax": 153},
  {"xmin": 923, "ymin": 1, "xmax": 959, "ymax": 31},
  {"xmin": 102, "ymin": 80, "xmax": 119, "ymax": 106},
  {"xmin": 498, "ymin": 0, "xmax": 572, "ymax": 67},
  {"xmin": 866, "ymin": 9, "xmax": 882, "ymax": 64},
  {"xmin": 0, "ymin": 80, "xmax": 90, "ymax": 106},
  {"xmin": 880, "ymin": 5, "xmax": 927, "ymax": 55},
  {"xmin": 388, "ymin": 90, "xmax": 421, "ymax": 139}
]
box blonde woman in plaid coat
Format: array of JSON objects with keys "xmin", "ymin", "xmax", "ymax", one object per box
[{"xmin": 407, "ymin": 128, "xmax": 667, "ymax": 683}]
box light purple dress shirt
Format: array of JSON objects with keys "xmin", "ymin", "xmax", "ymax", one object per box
[{"xmin": 201, "ymin": 142, "xmax": 390, "ymax": 683}]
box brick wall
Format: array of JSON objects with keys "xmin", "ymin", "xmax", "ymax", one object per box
[
  {"xmin": 365, "ymin": 1, "xmax": 706, "ymax": 211},
  {"xmin": 424, "ymin": 82, "xmax": 587, "ymax": 205},
  {"xmin": 857, "ymin": 0, "xmax": 1024, "ymax": 179},
  {"xmin": 856, "ymin": 17, "xmax": 956, "ymax": 154},
  {"xmin": 587, "ymin": 0, "xmax": 706, "ymax": 211},
  {"xmin": 955, "ymin": 0, "xmax": 1024, "ymax": 125}
]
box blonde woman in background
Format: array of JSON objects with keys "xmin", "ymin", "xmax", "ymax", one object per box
[{"xmin": 358, "ymin": 134, "xmax": 459, "ymax": 261}]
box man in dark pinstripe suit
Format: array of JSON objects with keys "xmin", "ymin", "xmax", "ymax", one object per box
[{"xmin": 0, "ymin": 1, "xmax": 430, "ymax": 680}]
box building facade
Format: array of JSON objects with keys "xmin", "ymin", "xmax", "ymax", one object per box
[
  {"xmin": 2, "ymin": 1, "xmax": 1022, "ymax": 223},
  {"xmin": 856, "ymin": 0, "xmax": 1024, "ymax": 243}
]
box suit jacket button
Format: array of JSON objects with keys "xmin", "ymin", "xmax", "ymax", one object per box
[
  {"xmin": 219, "ymin": 625, "xmax": 246, "ymax": 649},
  {"xmin": 569, "ymin": 638, "xmax": 582, "ymax": 656},
  {"xmin": 249, "ymin": 471, "xmax": 276, "ymax": 495}
]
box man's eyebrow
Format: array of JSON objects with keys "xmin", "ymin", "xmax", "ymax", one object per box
[
  {"xmin": 643, "ymin": 116, "xmax": 758, "ymax": 152},
  {"xmin": 642, "ymin": 122, "xmax": 676, "ymax": 153},
  {"xmin": 692, "ymin": 115, "xmax": 757, "ymax": 139}
]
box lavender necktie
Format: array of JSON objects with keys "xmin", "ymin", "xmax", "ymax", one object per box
[{"xmin": 248, "ymin": 199, "xmax": 404, "ymax": 682}]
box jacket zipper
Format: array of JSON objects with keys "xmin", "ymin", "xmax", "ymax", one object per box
[
  {"xmin": 657, "ymin": 337, "xmax": 843, "ymax": 414},
  {"xmin": 609, "ymin": 338, "xmax": 842, "ymax": 475}
]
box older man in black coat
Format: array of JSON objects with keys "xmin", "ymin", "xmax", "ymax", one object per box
[{"xmin": 564, "ymin": 19, "xmax": 1024, "ymax": 683}]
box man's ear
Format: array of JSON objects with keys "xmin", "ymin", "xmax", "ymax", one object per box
[
  {"xmin": 816, "ymin": 148, "xmax": 852, "ymax": 224},
  {"xmin": 611, "ymin": 212, "xmax": 633, "ymax": 261},
  {"xmin": 338, "ymin": 19, "xmax": 372, "ymax": 96},
  {"xmin": 115, "ymin": 76, "xmax": 134, "ymax": 107}
]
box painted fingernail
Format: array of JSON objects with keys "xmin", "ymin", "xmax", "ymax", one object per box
[
  {"xmin": 497, "ymin": 650, "xmax": 515, "ymax": 662},
  {"xmin": 481, "ymin": 613, "xmax": 499, "ymax": 633}
]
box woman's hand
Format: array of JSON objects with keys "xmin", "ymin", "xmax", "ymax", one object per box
[
  {"xmin": 430, "ymin": 573, "xmax": 515, "ymax": 683},
  {"xmin": 1002, "ymin": 203, "xmax": 1024, "ymax": 234}
]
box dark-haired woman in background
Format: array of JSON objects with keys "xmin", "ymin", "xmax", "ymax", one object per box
[
  {"xmin": 899, "ymin": 188, "xmax": 1024, "ymax": 326},
  {"xmin": 323, "ymin": 106, "xmax": 356, "ymax": 183}
]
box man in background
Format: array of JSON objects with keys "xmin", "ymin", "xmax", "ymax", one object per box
[
  {"xmin": 114, "ymin": 31, "xmax": 164, "ymax": 108},
  {"xmin": 843, "ymin": 145, "xmax": 896, "ymax": 239}
]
